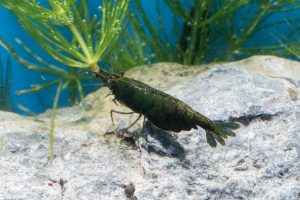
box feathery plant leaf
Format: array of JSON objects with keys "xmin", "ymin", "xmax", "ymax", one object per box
[
  {"xmin": 0, "ymin": 0, "xmax": 129, "ymax": 70},
  {"xmin": 0, "ymin": 0, "xmax": 129, "ymax": 160},
  {"xmin": 49, "ymin": 82, "xmax": 63, "ymax": 161},
  {"xmin": 277, "ymin": 18, "xmax": 300, "ymax": 59},
  {"xmin": 106, "ymin": 0, "xmax": 300, "ymax": 70}
]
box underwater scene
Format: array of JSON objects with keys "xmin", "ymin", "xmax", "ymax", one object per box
[{"xmin": 0, "ymin": 0, "xmax": 299, "ymax": 199}]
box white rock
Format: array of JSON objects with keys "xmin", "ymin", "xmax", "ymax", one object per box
[{"xmin": 0, "ymin": 56, "xmax": 299, "ymax": 200}]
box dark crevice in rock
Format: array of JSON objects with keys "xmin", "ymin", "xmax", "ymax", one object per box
[
  {"xmin": 124, "ymin": 183, "xmax": 137, "ymax": 200},
  {"xmin": 110, "ymin": 121, "xmax": 187, "ymax": 161},
  {"xmin": 59, "ymin": 178, "xmax": 67, "ymax": 200},
  {"xmin": 143, "ymin": 121, "xmax": 187, "ymax": 160},
  {"xmin": 48, "ymin": 178, "xmax": 67, "ymax": 199},
  {"xmin": 229, "ymin": 113, "xmax": 280, "ymax": 126}
]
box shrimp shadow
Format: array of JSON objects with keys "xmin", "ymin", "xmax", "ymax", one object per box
[{"xmin": 142, "ymin": 121, "xmax": 187, "ymax": 161}]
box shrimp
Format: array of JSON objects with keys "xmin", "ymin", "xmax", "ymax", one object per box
[{"xmin": 94, "ymin": 69, "xmax": 239, "ymax": 147}]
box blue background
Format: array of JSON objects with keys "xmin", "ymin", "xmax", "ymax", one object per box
[{"xmin": 0, "ymin": 0, "xmax": 298, "ymax": 114}]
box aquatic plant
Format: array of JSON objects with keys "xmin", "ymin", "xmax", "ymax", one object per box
[
  {"xmin": 107, "ymin": 0, "xmax": 300, "ymax": 69},
  {"xmin": 0, "ymin": 56, "xmax": 12, "ymax": 111},
  {"xmin": 0, "ymin": 0, "xmax": 129, "ymax": 160},
  {"xmin": 279, "ymin": 18, "xmax": 300, "ymax": 59}
]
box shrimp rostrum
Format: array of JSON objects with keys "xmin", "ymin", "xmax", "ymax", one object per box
[{"xmin": 94, "ymin": 69, "xmax": 239, "ymax": 147}]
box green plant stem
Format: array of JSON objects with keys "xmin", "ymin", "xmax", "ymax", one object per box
[
  {"xmin": 198, "ymin": 0, "xmax": 249, "ymax": 28},
  {"xmin": 68, "ymin": 23, "xmax": 100, "ymax": 72},
  {"xmin": 75, "ymin": 78, "xmax": 84, "ymax": 100},
  {"xmin": 185, "ymin": 2, "xmax": 202, "ymax": 65},
  {"xmin": 49, "ymin": 83, "xmax": 63, "ymax": 161},
  {"xmin": 197, "ymin": 2, "xmax": 212, "ymax": 64},
  {"xmin": 231, "ymin": 2, "xmax": 271, "ymax": 52},
  {"xmin": 68, "ymin": 24, "xmax": 93, "ymax": 63}
]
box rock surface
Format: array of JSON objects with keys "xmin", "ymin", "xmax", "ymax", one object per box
[{"xmin": 1, "ymin": 56, "xmax": 300, "ymax": 200}]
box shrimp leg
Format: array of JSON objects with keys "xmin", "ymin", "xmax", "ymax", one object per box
[
  {"xmin": 110, "ymin": 109, "xmax": 142, "ymax": 130},
  {"xmin": 110, "ymin": 109, "xmax": 135, "ymax": 126}
]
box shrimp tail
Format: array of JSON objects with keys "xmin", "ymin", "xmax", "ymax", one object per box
[{"xmin": 205, "ymin": 121, "xmax": 240, "ymax": 147}]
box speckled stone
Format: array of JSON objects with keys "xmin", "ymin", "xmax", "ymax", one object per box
[{"xmin": 1, "ymin": 56, "xmax": 300, "ymax": 200}]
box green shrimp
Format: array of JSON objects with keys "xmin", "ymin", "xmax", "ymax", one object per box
[{"xmin": 94, "ymin": 69, "xmax": 239, "ymax": 147}]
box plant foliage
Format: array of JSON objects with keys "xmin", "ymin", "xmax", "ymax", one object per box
[
  {"xmin": 106, "ymin": 0, "xmax": 300, "ymax": 71},
  {"xmin": 0, "ymin": 0, "xmax": 129, "ymax": 160}
]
